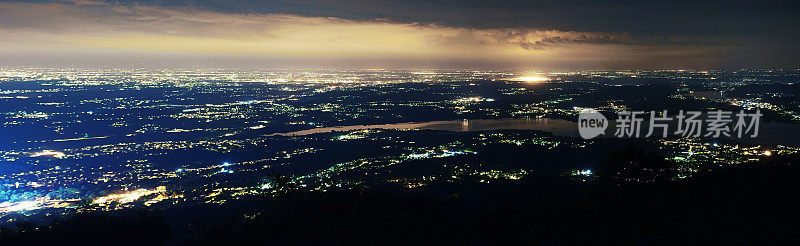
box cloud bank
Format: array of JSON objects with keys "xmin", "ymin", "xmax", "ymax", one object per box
[{"xmin": 0, "ymin": 1, "xmax": 767, "ymax": 68}]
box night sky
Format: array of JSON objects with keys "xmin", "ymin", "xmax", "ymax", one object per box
[{"xmin": 0, "ymin": 0, "xmax": 797, "ymax": 68}]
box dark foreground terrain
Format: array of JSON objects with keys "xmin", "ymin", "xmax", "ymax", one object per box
[{"xmin": 2, "ymin": 148, "xmax": 799, "ymax": 245}]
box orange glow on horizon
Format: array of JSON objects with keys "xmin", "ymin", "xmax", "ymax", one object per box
[{"xmin": 510, "ymin": 76, "xmax": 551, "ymax": 83}]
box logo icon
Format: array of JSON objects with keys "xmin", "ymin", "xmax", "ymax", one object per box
[{"xmin": 578, "ymin": 108, "xmax": 607, "ymax": 139}]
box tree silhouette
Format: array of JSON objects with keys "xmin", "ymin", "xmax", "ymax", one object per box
[
  {"xmin": 265, "ymin": 171, "xmax": 300, "ymax": 196},
  {"xmin": 598, "ymin": 144, "xmax": 675, "ymax": 183}
]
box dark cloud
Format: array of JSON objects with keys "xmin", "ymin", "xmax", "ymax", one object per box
[
  {"xmin": 519, "ymin": 35, "xmax": 625, "ymax": 50},
  {"xmin": 25, "ymin": 0, "xmax": 793, "ymax": 34}
]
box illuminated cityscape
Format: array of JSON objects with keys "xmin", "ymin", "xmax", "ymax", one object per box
[
  {"xmin": 1, "ymin": 68, "xmax": 799, "ymax": 215},
  {"xmin": 1, "ymin": 0, "xmax": 799, "ymax": 244}
]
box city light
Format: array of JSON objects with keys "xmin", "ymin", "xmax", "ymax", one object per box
[{"xmin": 510, "ymin": 76, "xmax": 550, "ymax": 83}]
